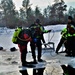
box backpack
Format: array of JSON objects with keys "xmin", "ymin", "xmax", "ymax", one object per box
[
  {"xmin": 12, "ymin": 28, "xmax": 32, "ymax": 45},
  {"xmin": 12, "ymin": 27, "xmax": 22, "ymax": 44},
  {"xmin": 17, "ymin": 28, "xmax": 32, "ymax": 45}
]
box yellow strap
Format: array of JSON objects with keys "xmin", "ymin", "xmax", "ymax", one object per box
[{"xmin": 17, "ymin": 36, "xmax": 31, "ymax": 41}]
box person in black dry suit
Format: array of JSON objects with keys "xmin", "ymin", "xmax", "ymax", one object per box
[
  {"xmin": 56, "ymin": 16, "xmax": 75, "ymax": 57},
  {"xmin": 29, "ymin": 19, "xmax": 51, "ymax": 63}
]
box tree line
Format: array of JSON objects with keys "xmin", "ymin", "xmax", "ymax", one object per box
[{"xmin": 0, "ymin": 0, "xmax": 75, "ymax": 28}]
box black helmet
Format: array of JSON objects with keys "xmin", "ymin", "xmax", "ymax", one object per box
[{"xmin": 35, "ymin": 19, "xmax": 40, "ymax": 23}]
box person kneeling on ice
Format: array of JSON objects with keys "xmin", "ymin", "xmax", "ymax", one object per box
[
  {"xmin": 55, "ymin": 27, "xmax": 68, "ymax": 54},
  {"xmin": 56, "ymin": 16, "xmax": 75, "ymax": 56},
  {"xmin": 12, "ymin": 26, "xmax": 32, "ymax": 66},
  {"xmin": 66, "ymin": 16, "xmax": 75, "ymax": 56}
]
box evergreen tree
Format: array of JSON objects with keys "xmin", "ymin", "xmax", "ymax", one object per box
[
  {"xmin": 21, "ymin": 0, "xmax": 33, "ymax": 25},
  {"xmin": 19, "ymin": 8, "xmax": 26, "ymax": 21},
  {"xmin": 22, "ymin": 0, "xmax": 31, "ymax": 20},
  {"xmin": 35, "ymin": 6, "xmax": 42, "ymax": 18},
  {"xmin": 34, "ymin": 6, "xmax": 44, "ymax": 24},
  {"xmin": 50, "ymin": 0, "xmax": 67, "ymax": 23},
  {"xmin": 68, "ymin": 6, "xmax": 75, "ymax": 17},
  {"xmin": 0, "ymin": 0, "xmax": 17, "ymax": 28},
  {"xmin": 26, "ymin": 7, "xmax": 35, "ymax": 25}
]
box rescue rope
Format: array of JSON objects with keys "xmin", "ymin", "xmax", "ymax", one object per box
[
  {"xmin": 41, "ymin": 29, "xmax": 55, "ymax": 57},
  {"xmin": 17, "ymin": 36, "xmax": 31, "ymax": 42},
  {"xmin": 48, "ymin": 30, "xmax": 55, "ymax": 42}
]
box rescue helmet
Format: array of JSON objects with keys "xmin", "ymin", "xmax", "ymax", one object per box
[{"xmin": 35, "ymin": 19, "xmax": 40, "ymax": 24}]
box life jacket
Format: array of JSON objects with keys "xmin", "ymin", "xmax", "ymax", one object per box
[
  {"xmin": 61, "ymin": 27, "xmax": 75, "ymax": 40},
  {"xmin": 67, "ymin": 24, "xmax": 75, "ymax": 35},
  {"xmin": 12, "ymin": 27, "xmax": 22, "ymax": 44},
  {"xmin": 29, "ymin": 24, "xmax": 42, "ymax": 39}
]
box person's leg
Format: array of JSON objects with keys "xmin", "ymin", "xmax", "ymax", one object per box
[
  {"xmin": 30, "ymin": 41, "xmax": 37, "ymax": 62},
  {"xmin": 37, "ymin": 45, "xmax": 42, "ymax": 61},
  {"xmin": 56, "ymin": 38, "xmax": 65, "ymax": 54},
  {"xmin": 66, "ymin": 37, "xmax": 73, "ymax": 56},
  {"xmin": 21, "ymin": 50, "xmax": 27, "ymax": 66},
  {"xmin": 36, "ymin": 40, "xmax": 43, "ymax": 62},
  {"xmin": 65, "ymin": 41, "xmax": 71, "ymax": 56},
  {"xmin": 18, "ymin": 44, "xmax": 27, "ymax": 66},
  {"xmin": 71, "ymin": 36, "xmax": 75, "ymax": 56}
]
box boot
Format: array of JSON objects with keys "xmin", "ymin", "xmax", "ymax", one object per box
[
  {"xmin": 22, "ymin": 61, "xmax": 28, "ymax": 66},
  {"xmin": 33, "ymin": 59, "xmax": 37, "ymax": 64},
  {"xmin": 38, "ymin": 59, "xmax": 45, "ymax": 62}
]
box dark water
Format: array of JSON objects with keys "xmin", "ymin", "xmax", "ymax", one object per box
[{"xmin": 19, "ymin": 67, "xmax": 45, "ymax": 75}]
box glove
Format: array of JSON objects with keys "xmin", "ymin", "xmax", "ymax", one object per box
[
  {"xmin": 48, "ymin": 30, "xmax": 51, "ymax": 32},
  {"xmin": 34, "ymin": 38, "xmax": 37, "ymax": 42}
]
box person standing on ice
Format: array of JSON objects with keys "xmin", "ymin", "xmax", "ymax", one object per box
[
  {"xmin": 29, "ymin": 19, "xmax": 51, "ymax": 63},
  {"xmin": 35, "ymin": 19, "xmax": 51, "ymax": 47},
  {"xmin": 12, "ymin": 26, "xmax": 32, "ymax": 66}
]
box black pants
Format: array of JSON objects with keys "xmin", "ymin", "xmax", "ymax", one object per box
[
  {"xmin": 67, "ymin": 36, "xmax": 75, "ymax": 56},
  {"xmin": 30, "ymin": 39, "xmax": 42, "ymax": 61},
  {"xmin": 18, "ymin": 44, "xmax": 27, "ymax": 66},
  {"xmin": 21, "ymin": 50, "xmax": 27, "ymax": 65},
  {"xmin": 56, "ymin": 37, "xmax": 67, "ymax": 53}
]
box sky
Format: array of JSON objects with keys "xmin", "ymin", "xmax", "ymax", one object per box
[
  {"xmin": 2, "ymin": 0, "xmax": 75, "ymax": 10},
  {"xmin": 13, "ymin": 0, "xmax": 53, "ymax": 10}
]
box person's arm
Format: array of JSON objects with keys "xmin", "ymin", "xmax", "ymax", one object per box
[{"xmin": 40, "ymin": 26, "xmax": 51, "ymax": 33}]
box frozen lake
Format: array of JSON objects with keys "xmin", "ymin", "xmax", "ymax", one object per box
[
  {"xmin": 0, "ymin": 24, "xmax": 73, "ymax": 75},
  {"xmin": 0, "ymin": 24, "xmax": 66, "ymax": 51}
]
